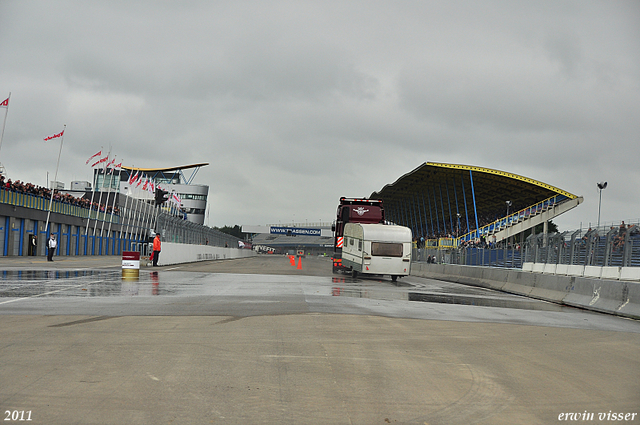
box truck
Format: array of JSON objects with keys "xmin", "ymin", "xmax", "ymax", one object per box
[
  {"xmin": 332, "ymin": 197, "xmax": 385, "ymax": 273},
  {"xmin": 341, "ymin": 223, "xmax": 412, "ymax": 281}
]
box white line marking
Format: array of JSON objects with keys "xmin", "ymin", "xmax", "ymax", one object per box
[{"xmin": 0, "ymin": 279, "xmax": 107, "ymax": 305}]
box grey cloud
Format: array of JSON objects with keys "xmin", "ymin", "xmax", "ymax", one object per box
[{"xmin": 0, "ymin": 0, "xmax": 638, "ymax": 228}]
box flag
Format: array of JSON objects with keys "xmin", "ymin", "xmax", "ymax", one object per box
[
  {"xmin": 85, "ymin": 150, "xmax": 101, "ymax": 165},
  {"xmin": 106, "ymin": 157, "xmax": 116, "ymax": 169},
  {"xmin": 109, "ymin": 161, "xmax": 122, "ymax": 175},
  {"xmin": 44, "ymin": 129, "xmax": 64, "ymax": 142},
  {"xmin": 0, "ymin": 97, "xmax": 8, "ymax": 108},
  {"xmin": 91, "ymin": 155, "xmax": 108, "ymax": 167},
  {"xmin": 128, "ymin": 171, "xmax": 139, "ymax": 185},
  {"xmin": 108, "ymin": 161, "xmax": 120, "ymax": 173},
  {"xmin": 142, "ymin": 179, "xmax": 149, "ymax": 191}
]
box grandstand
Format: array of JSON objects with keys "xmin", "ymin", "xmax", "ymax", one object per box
[
  {"xmin": 370, "ymin": 162, "xmax": 583, "ymax": 246},
  {"xmin": 0, "ymin": 178, "xmax": 239, "ymax": 258}
]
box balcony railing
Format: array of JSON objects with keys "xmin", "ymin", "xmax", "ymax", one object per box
[{"xmin": 0, "ymin": 188, "xmax": 119, "ymax": 224}]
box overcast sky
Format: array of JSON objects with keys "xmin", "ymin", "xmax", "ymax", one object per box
[{"xmin": 0, "ymin": 1, "xmax": 638, "ymax": 230}]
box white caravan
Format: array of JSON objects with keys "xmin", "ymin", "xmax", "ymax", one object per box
[{"xmin": 341, "ymin": 223, "xmax": 412, "ymax": 281}]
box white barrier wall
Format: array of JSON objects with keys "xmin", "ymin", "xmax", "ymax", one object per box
[
  {"xmin": 411, "ymin": 263, "xmax": 640, "ymax": 320},
  {"xmin": 153, "ymin": 242, "xmax": 256, "ymax": 266},
  {"xmin": 522, "ymin": 263, "xmax": 640, "ymax": 281}
]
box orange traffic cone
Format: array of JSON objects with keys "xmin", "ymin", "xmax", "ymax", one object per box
[
  {"xmin": 297, "ymin": 256, "xmax": 302, "ymax": 270},
  {"xmin": 289, "ymin": 255, "xmax": 295, "ymax": 266}
]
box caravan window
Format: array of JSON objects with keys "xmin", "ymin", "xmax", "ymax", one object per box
[{"xmin": 371, "ymin": 242, "xmax": 403, "ymax": 257}]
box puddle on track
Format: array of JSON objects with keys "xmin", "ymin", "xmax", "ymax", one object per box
[
  {"xmin": 0, "ymin": 269, "xmax": 568, "ymax": 312},
  {"xmin": 330, "ymin": 276, "xmax": 567, "ymax": 312}
]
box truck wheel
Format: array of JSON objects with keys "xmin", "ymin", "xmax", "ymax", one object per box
[
  {"xmin": 391, "ymin": 275, "xmax": 398, "ymax": 282},
  {"xmin": 351, "ymin": 270, "xmax": 358, "ymax": 278}
]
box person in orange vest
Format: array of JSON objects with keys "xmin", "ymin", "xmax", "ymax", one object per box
[{"xmin": 152, "ymin": 233, "xmax": 161, "ymax": 267}]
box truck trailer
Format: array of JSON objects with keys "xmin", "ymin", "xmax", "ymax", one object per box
[
  {"xmin": 341, "ymin": 223, "xmax": 412, "ymax": 281},
  {"xmin": 332, "ymin": 197, "xmax": 385, "ymax": 273}
]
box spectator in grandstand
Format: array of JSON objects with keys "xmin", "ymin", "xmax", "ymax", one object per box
[
  {"xmin": 619, "ymin": 221, "xmax": 627, "ymax": 235},
  {"xmin": 1, "ymin": 174, "xmax": 120, "ymax": 216}
]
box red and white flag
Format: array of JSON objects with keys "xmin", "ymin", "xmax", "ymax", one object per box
[
  {"xmin": 44, "ymin": 129, "xmax": 64, "ymax": 142},
  {"xmin": 91, "ymin": 155, "xmax": 108, "ymax": 168},
  {"xmin": 85, "ymin": 150, "xmax": 101, "ymax": 165},
  {"xmin": 0, "ymin": 97, "xmax": 8, "ymax": 108},
  {"xmin": 128, "ymin": 171, "xmax": 139, "ymax": 185},
  {"xmin": 107, "ymin": 158, "xmax": 121, "ymax": 174}
]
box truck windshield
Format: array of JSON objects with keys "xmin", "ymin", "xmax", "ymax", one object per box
[{"xmin": 371, "ymin": 242, "xmax": 403, "ymax": 257}]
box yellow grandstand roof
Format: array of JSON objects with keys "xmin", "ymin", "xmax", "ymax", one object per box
[{"xmin": 370, "ymin": 162, "xmax": 578, "ymax": 223}]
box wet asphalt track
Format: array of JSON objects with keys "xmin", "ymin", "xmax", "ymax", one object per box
[{"xmin": 0, "ymin": 255, "xmax": 638, "ymax": 425}]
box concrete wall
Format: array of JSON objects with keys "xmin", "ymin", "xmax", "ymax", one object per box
[
  {"xmin": 155, "ymin": 242, "xmax": 256, "ymax": 266},
  {"xmin": 411, "ymin": 263, "xmax": 640, "ymax": 320}
]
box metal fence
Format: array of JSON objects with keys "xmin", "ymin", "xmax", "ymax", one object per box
[
  {"xmin": 156, "ymin": 213, "xmax": 242, "ymax": 248},
  {"xmin": 413, "ymin": 221, "xmax": 640, "ymax": 268},
  {"xmin": 0, "ymin": 188, "xmax": 119, "ymax": 223}
]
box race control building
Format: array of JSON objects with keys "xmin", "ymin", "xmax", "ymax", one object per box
[{"xmin": 94, "ymin": 163, "xmax": 209, "ymax": 225}]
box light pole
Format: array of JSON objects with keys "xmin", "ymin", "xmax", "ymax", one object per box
[
  {"xmin": 505, "ymin": 200, "xmax": 512, "ymax": 217},
  {"xmin": 597, "ymin": 181, "xmax": 607, "ymax": 229}
]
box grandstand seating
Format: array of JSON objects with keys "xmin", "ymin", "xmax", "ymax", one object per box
[{"xmin": 458, "ymin": 194, "xmax": 579, "ymax": 245}]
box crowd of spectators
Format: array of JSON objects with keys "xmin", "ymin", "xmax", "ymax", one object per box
[
  {"xmin": 613, "ymin": 221, "xmax": 640, "ymax": 252},
  {"xmin": 0, "ymin": 175, "xmax": 119, "ymax": 215}
]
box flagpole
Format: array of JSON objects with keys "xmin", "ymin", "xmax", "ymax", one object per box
[
  {"xmin": 0, "ymin": 92, "xmax": 11, "ymax": 160},
  {"xmin": 85, "ymin": 147, "xmax": 102, "ymax": 235},
  {"xmin": 100, "ymin": 156, "xmax": 116, "ymax": 237},
  {"xmin": 130, "ymin": 178, "xmax": 143, "ymax": 249},
  {"xmin": 45, "ymin": 124, "xmax": 66, "ymax": 234},
  {"xmin": 120, "ymin": 172, "xmax": 133, "ymax": 250},
  {"xmin": 124, "ymin": 168, "xmax": 139, "ymax": 246},
  {"xmin": 93, "ymin": 148, "xmax": 111, "ymax": 237},
  {"xmin": 107, "ymin": 162, "xmax": 121, "ymax": 239}
]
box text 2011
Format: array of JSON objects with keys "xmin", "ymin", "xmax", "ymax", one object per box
[{"xmin": 4, "ymin": 411, "xmax": 32, "ymax": 421}]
